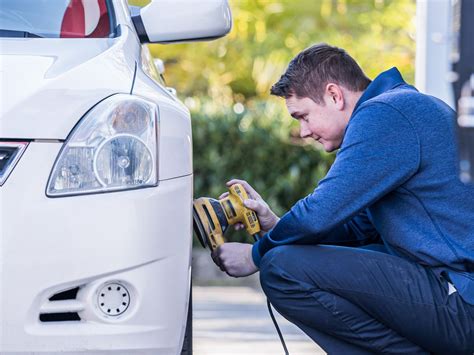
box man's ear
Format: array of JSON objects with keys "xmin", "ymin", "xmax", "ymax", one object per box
[{"xmin": 325, "ymin": 83, "xmax": 344, "ymax": 110}]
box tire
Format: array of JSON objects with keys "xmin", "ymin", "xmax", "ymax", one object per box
[{"xmin": 181, "ymin": 287, "xmax": 192, "ymax": 355}]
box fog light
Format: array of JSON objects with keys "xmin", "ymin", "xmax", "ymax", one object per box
[{"xmin": 97, "ymin": 282, "xmax": 130, "ymax": 317}]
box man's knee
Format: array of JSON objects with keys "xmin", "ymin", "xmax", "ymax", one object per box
[
  {"xmin": 259, "ymin": 245, "xmax": 315, "ymax": 309},
  {"xmin": 259, "ymin": 245, "xmax": 296, "ymax": 280},
  {"xmin": 259, "ymin": 245, "xmax": 290, "ymax": 269},
  {"xmin": 259, "ymin": 246, "xmax": 291, "ymax": 307},
  {"xmin": 259, "ymin": 245, "xmax": 351, "ymax": 306}
]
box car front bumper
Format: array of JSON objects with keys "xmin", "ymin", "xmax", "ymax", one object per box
[{"xmin": 0, "ymin": 142, "xmax": 193, "ymax": 354}]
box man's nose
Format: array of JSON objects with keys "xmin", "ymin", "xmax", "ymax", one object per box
[{"xmin": 300, "ymin": 124, "xmax": 311, "ymax": 138}]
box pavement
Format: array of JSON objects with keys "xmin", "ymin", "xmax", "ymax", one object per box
[{"xmin": 193, "ymin": 286, "xmax": 325, "ymax": 355}]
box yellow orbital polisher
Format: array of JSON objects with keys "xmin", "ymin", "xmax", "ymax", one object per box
[{"xmin": 193, "ymin": 183, "xmax": 261, "ymax": 252}]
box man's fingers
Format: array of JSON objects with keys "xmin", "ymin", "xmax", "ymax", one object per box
[
  {"xmin": 212, "ymin": 246, "xmax": 227, "ymax": 272},
  {"xmin": 243, "ymin": 198, "xmax": 266, "ymax": 215},
  {"xmin": 218, "ymin": 191, "xmax": 229, "ymax": 200},
  {"xmin": 226, "ymin": 178, "xmax": 243, "ymax": 186},
  {"xmin": 226, "ymin": 179, "xmax": 262, "ymax": 200},
  {"xmin": 211, "ymin": 251, "xmax": 219, "ymax": 266},
  {"xmin": 211, "ymin": 248, "xmax": 223, "ymax": 267}
]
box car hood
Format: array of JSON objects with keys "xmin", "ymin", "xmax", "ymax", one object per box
[{"xmin": 0, "ymin": 26, "xmax": 138, "ymax": 139}]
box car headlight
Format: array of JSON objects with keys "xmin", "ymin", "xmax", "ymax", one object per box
[{"xmin": 47, "ymin": 94, "xmax": 158, "ymax": 197}]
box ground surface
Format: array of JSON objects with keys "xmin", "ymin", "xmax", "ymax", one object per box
[{"xmin": 193, "ymin": 286, "xmax": 325, "ymax": 355}]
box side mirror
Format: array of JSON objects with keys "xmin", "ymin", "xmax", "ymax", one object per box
[{"xmin": 131, "ymin": 0, "xmax": 232, "ymax": 44}]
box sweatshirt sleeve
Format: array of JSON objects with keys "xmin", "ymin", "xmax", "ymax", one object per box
[{"xmin": 252, "ymin": 103, "xmax": 421, "ymax": 267}]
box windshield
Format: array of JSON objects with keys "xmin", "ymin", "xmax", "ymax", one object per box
[{"xmin": 0, "ymin": 0, "xmax": 115, "ymax": 38}]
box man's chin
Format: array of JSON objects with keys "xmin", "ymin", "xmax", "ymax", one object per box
[
  {"xmin": 314, "ymin": 138, "xmax": 336, "ymax": 152},
  {"xmin": 320, "ymin": 140, "xmax": 341, "ymax": 152},
  {"xmin": 321, "ymin": 142, "xmax": 335, "ymax": 152}
]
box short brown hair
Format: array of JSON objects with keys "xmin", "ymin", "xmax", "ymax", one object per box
[{"xmin": 271, "ymin": 43, "xmax": 371, "ymax": 104}]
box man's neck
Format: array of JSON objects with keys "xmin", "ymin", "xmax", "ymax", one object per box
[{"xmin": 343, "ymin": 90, "xmax": 364, "ymax": 123}]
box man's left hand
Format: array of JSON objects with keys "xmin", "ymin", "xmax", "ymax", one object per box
[{"xmin": 212, "ymin": 242, "xmax": 258, "ymax": 277}]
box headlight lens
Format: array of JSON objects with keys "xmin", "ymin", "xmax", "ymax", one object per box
[
  {"xmin": 94, "ymin": 134, "xmax": 153, "ymax": 187},
  {"xmin": 47, "ymin": 95, "xmax": 158, "ymax": 197}
]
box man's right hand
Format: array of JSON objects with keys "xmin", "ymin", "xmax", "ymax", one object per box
[{"xmin": 219, "ymin": 179, "xmax": 280, "ymax": 234}]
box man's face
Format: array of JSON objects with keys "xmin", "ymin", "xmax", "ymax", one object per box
[{"xmin": 285, "ymin": 94, "xmax": 349, "ymax": 152}]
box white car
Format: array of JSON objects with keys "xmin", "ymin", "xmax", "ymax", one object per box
[{"xmin": 0, "ymin": 1, "xmax": 231, "ymax": 354}]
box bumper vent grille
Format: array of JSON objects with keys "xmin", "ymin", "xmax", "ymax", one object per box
[
  {"xmin": 40, "ymin": 287, "xmax": 82, "ymax": 322},
  {"xmin": 0, "ymin": 141, "xmax": 28, "ymax": 186},
  {"xmin": 49, "ymin": 287, "xmax": 80, "ymax": 301},
  {"xmin": 40, "ymin": 312, "xmax": 81, "ymax": 322}
]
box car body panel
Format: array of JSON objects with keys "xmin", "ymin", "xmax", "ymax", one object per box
[
  {"xmin": 132, "ymin": 68, "xmax": 193, "ymax": 181},
  {"xmin": 0, "ymin": 142, "xmax": 192, "ymax": 354},
  {"xmin": 0, "ymin": 25, "xmax": 138, "ymax": 140}
]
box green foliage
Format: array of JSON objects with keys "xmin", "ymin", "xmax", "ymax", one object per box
[
  {"xmin": 127, "ymin": 0, "xmax": 148, "ymax": 6},
  {"xmin": 147, "ymin": 0, "xmax": 416, "ymax": 107}
]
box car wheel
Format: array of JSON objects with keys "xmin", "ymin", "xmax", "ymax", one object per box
[{"xmin": 181, "ymin": 287, "xmax": 192, "ymax": 355}]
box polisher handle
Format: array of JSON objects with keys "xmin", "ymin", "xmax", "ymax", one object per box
[{"xmin": 227, "ymin": 184, "xmax": 261, "ymax": 235}]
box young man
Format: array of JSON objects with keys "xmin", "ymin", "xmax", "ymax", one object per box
[{"xmin": 213, "ymin": 44, "xmax": 474, "ymax": 354}]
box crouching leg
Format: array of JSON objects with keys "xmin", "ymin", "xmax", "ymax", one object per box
[{"xmin": 258, "ymin": 245, "xmax": 453, "ymax": 354}]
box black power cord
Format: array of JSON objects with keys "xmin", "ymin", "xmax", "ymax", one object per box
[
  {"xmin": 266, "ymin": 299, "xmax": 290, "ymax": 355},
  {"xmin": 253, "ymin": 233, "xmax": 290, "ymax": 355}
]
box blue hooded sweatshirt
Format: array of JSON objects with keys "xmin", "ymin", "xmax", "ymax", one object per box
[{"xmin": 252, "ymin": 68, "xmax": 474, "ymax": 305}]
